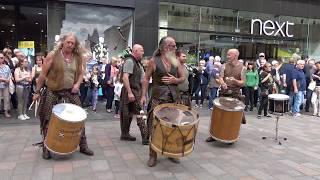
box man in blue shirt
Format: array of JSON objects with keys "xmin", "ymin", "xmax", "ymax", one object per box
[
  {"xmin": 281, "ymin": 58, "xmax": 296, "ymax": 110},
  {"xmin": 292, "ymin": 60, "xmax": 306, "ymax": 117}
]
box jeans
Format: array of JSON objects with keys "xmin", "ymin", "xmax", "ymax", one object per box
[
  {"xmin": 195, "ymin": 84, "xmax": 207, "ymax": 105},
  {"xmin": 16, "ymin": 86, "xmax": 30, "ymax": 116},
  {"xmin": 105, "ymin": 86, "xmax": 114, "ymax": 110},
  {"xmin": 91, "ymin": 87, "xmax": 98, "ymax": 110},
  {"xmin": 208, "ymin": 87, "xmax": 218, "ymax": 109},
  {"xmin": 293, "ymin": 91, "xmax": 304, "ymax": 113}
]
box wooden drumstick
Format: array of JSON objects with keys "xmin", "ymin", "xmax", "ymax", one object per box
[{"xmin": 28, "ymin": 100, "xmax": 35, "ymax": 110}]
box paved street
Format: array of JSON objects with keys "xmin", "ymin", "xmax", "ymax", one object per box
[{"xmin": 0, "ymin": 101, "xmax": 320, "ymax": 180}]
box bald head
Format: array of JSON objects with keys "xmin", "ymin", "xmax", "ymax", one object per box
[
  {"xmin": 132, "ymin": 44, "xmax": 144, "ymax": 60},
  {"xmin": 227, "ymin": 49, "xmax": 239, "ymax": 62}
]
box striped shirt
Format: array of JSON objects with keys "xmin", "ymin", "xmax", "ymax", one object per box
[{"xmin": 0, "ymin": 65, "xmax": 11, "ymax": 88}]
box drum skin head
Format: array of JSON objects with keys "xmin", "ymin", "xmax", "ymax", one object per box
[
  {"xmin": 268, "ymin": 94, "xmax": 289, "ymax": 100},
  {"xmin": 213, "ymin": 97, "xmax": 245, "ymax": 112},
  {"xmin": 52, "ymin": 103, "xmax": 87, "ymax": 122}
]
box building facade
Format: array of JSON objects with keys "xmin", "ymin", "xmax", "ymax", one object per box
[{"xmin": 1, "ymin": 0, "xmax": 320, "ymax": 62}]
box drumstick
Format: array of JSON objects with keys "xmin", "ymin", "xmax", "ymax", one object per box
[{"xmin": 28, "ymin": 100, "xmax": 35, "ymax": 110}]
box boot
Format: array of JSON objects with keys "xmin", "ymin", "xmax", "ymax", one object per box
[
  {"xmin": 42, "ymin": 146, "xmax": 51, "ymax": 160},
  {"xmin": 205, "ymin": 137, "xmax": 216, "ymax": 142},
  {"xmin": 137, "ymin": 118, "xmax": 148, "ymax": 145},
  {"xmin": 120, "ymin": 134, "xmax": 136, "ymax": 141},
  {"xmin": 79, "ymin": 146, "xmax": 94, "ymax": 156},
  {"xmin": 147, "ymin": 149, "xmax": 157, "ymax": 167}
]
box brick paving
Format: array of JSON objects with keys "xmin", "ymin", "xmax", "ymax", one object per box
[{"xmin": 0, "ymin": 102, "xmax": 320, "ymax": 180}]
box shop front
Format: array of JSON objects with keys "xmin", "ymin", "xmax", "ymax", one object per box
[{"xmin": 159, "ymin": 1, "xmax": 320, "ymax": 63}]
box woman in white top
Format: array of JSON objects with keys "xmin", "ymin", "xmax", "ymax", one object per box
[{"xmin": 14, "ymin": 58, "xmax": 32, "ymax": 120}]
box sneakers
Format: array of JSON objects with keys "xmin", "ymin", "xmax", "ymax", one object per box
[
  {"xmin": 257, "ymin": 115, "xmax": 262, "ymax": 119},
  {"xmin": 194, "ymin": 104, "xmax": 199, "ymax": 108},
  {"xmin": 18, "ymin": 115, "xmax": 27, "ymax": 120},
  {"xmin": 293, "ymin": 113, "xmax": 301, "ymax": 118},
  {"xmin": 4, "ymin": 111, "xmax": 11, "ymax": 118},
  {"xmin": 114, "ymin": 114, "xmax": 120, "ymax": 118},
  {"xmin": 24, "ymin": 114, "xmax": 30, "ymax": 119}
]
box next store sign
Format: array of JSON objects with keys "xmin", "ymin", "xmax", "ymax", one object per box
[{"xmin": 250, "ymin": 19, "xmax": 294, "ymax": 37}]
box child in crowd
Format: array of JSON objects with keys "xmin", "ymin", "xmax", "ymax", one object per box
[
  {"xmin": 113, "ymin": 74, "xmax": 123, "ymax": 118},
  {"xmin": 90, "ymin": 65, "xmax": 100, "ymax": 112}
]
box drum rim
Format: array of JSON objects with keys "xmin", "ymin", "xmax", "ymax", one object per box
[
  {"xmin": 268, "ymin": 94, "xmax": 289, "ymax": 100},
  {"xmin": 44, "ymin": 140, "xmax": 78, "ymax": 155},
  {"xmin": 150, "ymin": 142, "xmax": 194, "ymax": 158},
  {"xmin": 153, "ymin": 103, "xmax": 200, "ymax": 127},
  {"xmin": 52, "ymin": 103, "xmax": 87, "ymax": 122},
  {"xmin": 213, "ymin": 97, "xmax": 245, "ymax": 112}
]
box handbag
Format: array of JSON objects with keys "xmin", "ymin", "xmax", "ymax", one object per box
[
  {"xmin": 9, "ymin": 78, "xmax": 15, "ymax": 95},
  {"xmin": 308, "ymin": 81, "xmax": 316, "ymax": 91}
]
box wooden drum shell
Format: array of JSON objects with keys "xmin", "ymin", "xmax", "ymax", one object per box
[{"xmin": 150, "ymin": 103, "xmax": 199, "ymax": 158}]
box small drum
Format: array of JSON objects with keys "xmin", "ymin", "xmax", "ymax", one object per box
[
  {"xmin": 268, "ymin": 94, "xmax": 289, "ymax": 114},
  {"xmin": 210, "ymin": 97, "xmax": 245, "ymax": 143},
  {"xmin": 45, "ymin": 103, "xmax": 86, "ymax": 155},
  {"xmin": 151, "ymin": 103, "xmax": 199, "ymax": 158}
]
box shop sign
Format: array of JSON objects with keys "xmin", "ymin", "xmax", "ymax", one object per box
[{"xmin": 251, "ymin": 19, "xmax": 294, "ymax": 37}]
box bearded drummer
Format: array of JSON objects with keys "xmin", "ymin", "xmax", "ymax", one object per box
[
  {"xmin": 206, "ymin": 49, "xmax": 247, "ymax": 143},
  {"xmin": 33, "ymin": 33, "xmax": 94, "ymax": 159},
  {"xmin": 141, "ymin": 36, "xmax": 185, "ymax": 167}
]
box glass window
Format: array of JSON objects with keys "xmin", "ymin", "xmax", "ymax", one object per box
[
  {"xmin": 0, "ymin": 3, "xmax": 47, "ymax": 62},
  {"xmin": 159, "ymin": 2, "xmax": 320, "ymax": 62},
  {"xmin": 48, "ymin": 2, "xmax": 133, "ymax": 62}
]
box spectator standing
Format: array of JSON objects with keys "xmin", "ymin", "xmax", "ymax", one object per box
[
  {"xmin": 304, "ymin": 59, "xmax": 316, "ymax": 112},
  {"xmin": 195, "ymin": 60, "xmax": 208, "ymax": 108},
  {"xmin": 311, "ymin": 62, "xmax": 320, "ymax": 116},
  {"xmin": 105, "ymin": 57, "xmax": 119, "ymax": 113},
  {"xmin": 244, "ymin": 62, "xmax": 259, "ymax": 111},
  {"xmin": 257, "ymin": 63, "xmax": 273, "ymax": 119},
  {"xmin": 0, "ymin": 52, "xmax": 11, "ymax": 118},
  {"xmin": 31, "ymin": 53, "xmax": 43, "ymax": 92},
  {"xmin": 14, "ymin": 58, "xmax": 32, "ymax": 120},
  {"xmin": 292, "ymin": 60, "xmax": 306, "ymax": 117},
  {"xmin": 90, "ymin": 65, "xmax": 100, "ymax": 112},
  {"xmin": 208, "ymin": 62, "xmax": 221, "ymax": 110},
  {"xmin": 113, "ymin": 74, "xmax": 122, "ymax": 118}
]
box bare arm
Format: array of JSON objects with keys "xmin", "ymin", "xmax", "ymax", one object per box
[
  {"xmin": 292, "ymin": 79, "xmax": 298, "ymax": 93},
  {"xmin": 141, "ymin": 59, "xmax": 155, "ymax": 105},
  {"xmin": 122, "ymin": 73, "xmax": 132, "ymax": 95}
]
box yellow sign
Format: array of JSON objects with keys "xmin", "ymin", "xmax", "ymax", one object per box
[{"xmin": 18, "ymin": 41, "xmax": 34, "ymax": 49}]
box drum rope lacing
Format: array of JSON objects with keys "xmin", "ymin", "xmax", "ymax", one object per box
[{"xmin": 156, "ymin": 121, "xmax": 197, "ymax": 157}]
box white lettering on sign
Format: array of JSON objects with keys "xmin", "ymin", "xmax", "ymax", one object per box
[{"xmin": 251, "ymin": 19, "xmax": 294, "ymax": 37}]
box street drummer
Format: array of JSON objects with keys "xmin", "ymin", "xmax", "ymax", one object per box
[
  {"xmin": 141, "ymin": 36, "xmax": 185, "ymax": 167},
  {"xmin": 33, "ymin": 32, "xmax": 94, "ymax": 159},
  {"xmin": 206, "ymin": 48, "xmax": 247, "ymax": 143},
  {"xmin": 176, "ymin": 50, "xmax": 191, "ymax": 107}
]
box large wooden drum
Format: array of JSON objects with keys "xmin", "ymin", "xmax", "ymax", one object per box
[
  {"xmin": 210, "ymin": 97, "xmax": 245, "ymax": 143},
  {"xmin": 151, "ymin": 103, "xmax": 199, "ymax": 158},
  {"xmin": 45, "ymin": 103, "xmax": 86, "ymax": 155}
]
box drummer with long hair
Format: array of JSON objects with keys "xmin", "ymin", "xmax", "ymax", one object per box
[
  {"xmin": 33, "ymin": 32, "xmax": 94, "ymax": 159},
  {"xmin": 141, "ymin": 36, "xmax": 185, "ymax": 167}
]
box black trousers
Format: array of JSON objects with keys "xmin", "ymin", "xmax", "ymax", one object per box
[
  {"xmin": 258, "ymin": 96, "xmax": 268, "ymax": 116},
  {"xmin": 245, "ymin": 87, "xmax": 255, "ymax": 108}
]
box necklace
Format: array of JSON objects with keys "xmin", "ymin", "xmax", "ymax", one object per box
[{"xmin": 61, "ymin": 50, "xmax": 73, "ymax": 64}]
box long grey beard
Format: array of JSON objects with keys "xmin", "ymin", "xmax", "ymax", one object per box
[{"xmin": 165, "ymin": 51, "xmax": 179, "ymax": 68}]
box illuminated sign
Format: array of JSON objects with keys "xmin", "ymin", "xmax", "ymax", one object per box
[{"xmin": 251, "ymin": 19, "xmax": 294, "ymax": 37}]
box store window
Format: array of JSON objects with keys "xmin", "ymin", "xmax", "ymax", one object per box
[
  {"xmin": 159, "ymin": 2, "xmax": 320, "ymax": 61},
  {"xmin": 0, "ymin": 2, "xmax": 47, "ymax": 62},
  {"xmin": 48, "ymin": 2, "xmax": 133, "ymax": 62}
]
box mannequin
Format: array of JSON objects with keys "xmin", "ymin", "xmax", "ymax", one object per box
[{"xmin": 93, "ymin": 37, "xmax": 108, "ymax": 63}]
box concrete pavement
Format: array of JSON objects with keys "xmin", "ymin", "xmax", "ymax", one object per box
[{"xmin": 0, "ymin": 101, "xmax": 320, "ymax": 180}]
